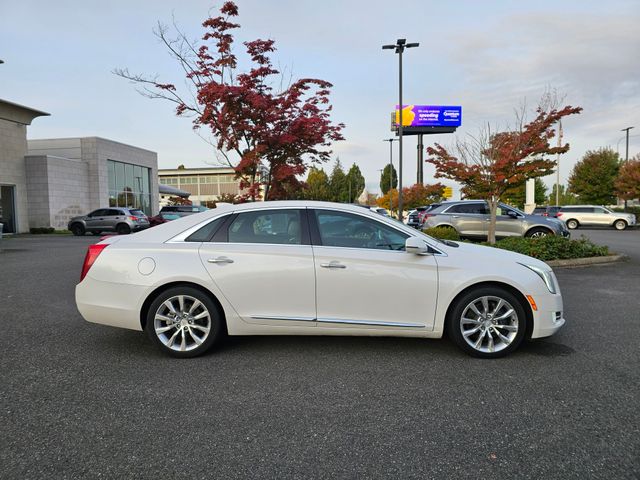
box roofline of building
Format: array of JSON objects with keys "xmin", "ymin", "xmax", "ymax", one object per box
[
  {"xmin": 0, "ymin": 98, "xmax": 50, "ymax": 125},
  {"xmin": 28, "ymin": 136, "xmax": 157, "ymax": 155},
  {"xmin": 159, "ymin": 166, "xmax": 236, "ymax": 174}
]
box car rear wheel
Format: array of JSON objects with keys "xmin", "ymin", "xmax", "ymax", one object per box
[
  {"xmin": 70, "ymin": 223, "xmax": 85, "ymax": 236},
  {"xmin": 525, "ymin": 227, "xmax": 552, "ymax": 238},
  {"xmin": 448, "ymin": 286, "xmax": 527, "ymax": 358},
  {"xmin": 614, "ymin": 219, "xmax": 627, "ymax": 231},
  {"xmin": 116, "ymin": 223, "xmax": 131, "ymax": 235},
  {"xmin": 146, "ymin": 287, "xmax": 223, "ymax": 358},
  {"xmin": 566, "ymin": 219, "xmax": 579, "ymax": 230}
]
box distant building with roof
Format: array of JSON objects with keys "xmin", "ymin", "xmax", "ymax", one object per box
[{"xmin": 158, "ymin": 166, "xmax": 245, "ymax": 206}]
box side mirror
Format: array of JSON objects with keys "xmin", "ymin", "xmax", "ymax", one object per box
[
  {"xmin": 406, "ymin": 237, "xmax": 431, "ymax": 255},
  {"xmin": 507, "ymin": 210, "xmax": 518, "ymax": 218}
]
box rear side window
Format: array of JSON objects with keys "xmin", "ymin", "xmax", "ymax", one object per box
[
  {"xmin": 228, "ymin": 210, "xmax": 302, "ymax": 245},
  {"xmin": 448, "ymin": 203, "xmax": 488, "ymax": 214},
  {"xmin": 185, "ymin": 216, "xmax": 228, "ymax": 242}
]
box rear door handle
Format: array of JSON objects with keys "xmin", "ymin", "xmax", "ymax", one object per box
[
  {"xmin": 320, "ymin": 261, "xmax": 346, "ymax": 269},
  {"xmin": 451, "ymin": 215, "xmax": 460, "ymax": 218},
  {"xmin": 208, "ymin": 257, "xmax": 234, "ymax": 264}
]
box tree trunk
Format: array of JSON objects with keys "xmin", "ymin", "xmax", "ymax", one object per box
[{"xmin": 487, "ymin": 197, "xmax": 498, "ymax": 245}]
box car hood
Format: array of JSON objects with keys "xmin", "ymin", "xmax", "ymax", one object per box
[
  {"xmin": 69, "ymin": 215, "xmax": 87, "ymax": 222},
  {"xmin": 435, "ymin": 239, "xmax": 551, "ymax": 271}
]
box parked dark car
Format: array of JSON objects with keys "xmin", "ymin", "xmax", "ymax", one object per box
[
  {"xmin": 68, "ymin": 207, "xmax": 149, "ymax": 236},
  {"xmin": 407, "ymin": 203, "xmax": 442, "ymax": 229},
  {"xmin": 532, "ymin": 206, "xmax": 561, "ymax": 218},
  {"xmin": 149, "ymin": 212, "xmax": 182, "ymax": 227},
  {"xmin": 160, "ymin": 205, "xmax": 208, "ymax": 217}
]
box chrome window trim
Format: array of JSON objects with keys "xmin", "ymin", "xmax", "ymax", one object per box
[
  {"xmin": 250, "ymin": 315, "xmax": 316, "ymax": 322},
  {"xmin": 317, "ymin": 317, "xmax": 425, "ymax": 328}
]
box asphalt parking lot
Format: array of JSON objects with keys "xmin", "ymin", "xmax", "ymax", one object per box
[{"xmin": 1, "ymin": 230, "xmax": 639, "ymax": 479}]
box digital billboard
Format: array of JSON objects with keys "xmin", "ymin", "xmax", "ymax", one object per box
[{"xmin": 394, "ymin": 105, "xmax": 462, "ymax": 128}]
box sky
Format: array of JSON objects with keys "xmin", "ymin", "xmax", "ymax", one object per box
[{"xmin": 1, "ymin": 0, "xmax": 639, "ymax": 197}]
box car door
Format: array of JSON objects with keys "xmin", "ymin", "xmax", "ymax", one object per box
[
  {"xmin": 85, "ymin": 209, "xmax": 109, "ymax": 231},
  {"xmin": 591, "ymin": 207, "xmax": 611, "ymax": 226},
  {"xmin": 103, "ymin": 208, "xmax": 126, "ymax": 231},
  {"xmin": 495, "ymin": 204, "xmax": 525, "ymax": 237},
  {"xmin": 447, "ymin": 202, "xmax": 489, "ymax": 237},
  {"xmin": 198, "ymin": 208, "xmax": 317, "ymax": 328},
  {"xmin": 310, "ymin": 208, "xmax": 438, "ymax": 330}
]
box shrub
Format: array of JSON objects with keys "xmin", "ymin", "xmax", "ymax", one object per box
[
  {"xmin": 483, "ymin": 235, "xmax": 608, "ymax": 261},
  {"xmin": 423, "ymin": 226, "xmax": 460, "ymax": 241},
  {"xmin": 29, "ymin": 227, "xmax": 55, "ymax": 234},
  {"xmin": 611, "ymin": 206, "xmax": 640, "ymax": 215}
]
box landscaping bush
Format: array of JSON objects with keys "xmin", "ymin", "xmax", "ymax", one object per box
[
  {"xmin": 29, "ymin": 227, "xmax": 55, "ymax": 234},
  {"xmin": 483, "ymin": 235, "xmax": 608, "ymax": 261},
  {"xmin": 423, "ymin": 226, "xmax": 460, "ymax": 241},
  {"xmin": 612, "ymin": 206, "xmax": 640, "ymax": 215}
]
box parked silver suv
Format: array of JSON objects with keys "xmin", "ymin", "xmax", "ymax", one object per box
[
  {"xmin": 423, "ymin": 200, "xmax": 570, "ymax": 239},
  {"xmin": 557, "ymin": 205, "xmax": 636, "ymax": 230},
  {"xmin": 68, "ymin": 207, "xmax": 150, "ymax": 236}
]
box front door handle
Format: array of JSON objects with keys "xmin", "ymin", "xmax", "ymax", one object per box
[
  {"xmin": 208, "ymin": 257, "xmax": 234, "ymax": 264},
  {"xmin": 451, "ymin": 215, "xmax": 460, "ymax": 218},
  {"xmin": 320, "ymin": 261, "xmax": 346, "ymax": 269}
]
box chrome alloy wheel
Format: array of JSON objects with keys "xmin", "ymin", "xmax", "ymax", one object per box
[
  {"xmin": 460, "ymin": 296, "xmax": 519, "ymax": 354},
  {"xmin": 153, "ymin": 295, "xmax": 211, "ymax": 352}
]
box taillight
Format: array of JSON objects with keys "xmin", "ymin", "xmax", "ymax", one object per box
[
  {"xmin": 80, "ymin": 243, "xmax": 108, "ymax": 281},
  {"xmin": 557, "ymin": 212, "xmax": 564, "ymax": 218},
  {"xmin": 129, "ymin": 216, "xmax": 139, "ymax": 221}
]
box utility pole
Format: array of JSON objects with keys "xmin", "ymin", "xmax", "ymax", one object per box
[
  {"xmin": 555, "ymin": 120, "xmax": 563, "ymax": 206},
  {"xmin": 622, "ymin": 126, "xmax": 634, "ymax": 210},
  {"xmin": 417, "ymin": 134, "xmax": 424, "ymax": 184},
  {"xmin": 383, "ymin": 39, "xmax": 419, "ymax": 221}
]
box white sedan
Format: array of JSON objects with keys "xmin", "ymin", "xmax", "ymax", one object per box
[{"xmin": 76, "ymin": 201, "xmax": 565, "ymax": 359}]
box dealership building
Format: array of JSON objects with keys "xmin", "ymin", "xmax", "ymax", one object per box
[{"xmin": 0, "ymin": 98, "xmax": 158, "ymax": 233}]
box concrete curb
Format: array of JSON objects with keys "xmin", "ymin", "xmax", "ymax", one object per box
[{"xmin": 546, "ymin": 254, "xmax": 628, "ymax": 268}]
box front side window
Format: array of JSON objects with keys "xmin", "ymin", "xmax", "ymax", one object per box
[
  {"xmin": 314, "ymin": 210, "xmax": 408, "ymax": 251},
  {"xmin": 228, "ymin": 210, "xmax": 302, "ymax": 245}
]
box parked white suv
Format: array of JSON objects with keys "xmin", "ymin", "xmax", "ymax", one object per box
[{"xmin": 557, "ymin": 206, "xmax": 636, "ymax": 230}]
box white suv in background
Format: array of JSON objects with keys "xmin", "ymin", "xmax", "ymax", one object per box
[{"xmin": 557, "ymin": 206, "xmax": 636, "ymax": 230}]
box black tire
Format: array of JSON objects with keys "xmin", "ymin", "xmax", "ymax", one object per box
[
  {"xmin": 614, "ymin": 219, "xmax": 627, "ymax": 231},
  {"xmin": 525, "ymin": 227, "xmax": 552, "ymax": 238},
  {"xmin": 145, "ymin": 286, "xmax": 223, "ymax": 358},
  {"xmin": 447, "ymin": 286, "xmax": 528, "ymax": 359},
  {"xmin": 566, "ymin": 219, "xmax": 579, "ymax": 230},
  {"xmin": 70, "ymin": 223, "xmax": 85, "ymax": 236},
  {"xmin": 116, "ymin": 223, "xmax": 131, "ymax": 235}
]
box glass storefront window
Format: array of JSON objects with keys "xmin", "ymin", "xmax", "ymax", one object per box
[{"xmin": 107, "ymin": 159, "xmax": 153, "ymax": 215}]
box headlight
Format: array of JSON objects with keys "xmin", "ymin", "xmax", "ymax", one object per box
[{"xmin": 518, "ymin": 263, "xmax": 557, "ymax": 294}]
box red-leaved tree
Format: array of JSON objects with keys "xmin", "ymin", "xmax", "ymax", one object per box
[
  {"xmin": 614, "ymin": 155, "xmax": 640, "ymax": 203},
  {"xmin": 426, "ymin": 96, "xmax": 582, "ymax": 243},
  {"xmin": 115, "ymin": 2, "xmax": 344, "ymax": 200}
]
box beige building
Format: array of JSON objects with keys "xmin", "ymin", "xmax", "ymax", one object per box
[
  {"xmin": 0, "ymin": 99, "xmax": 49, "ymax": 233},
  {"xmin": 159, "ymin": 167, "xmax": 244, "ymax": 206}
]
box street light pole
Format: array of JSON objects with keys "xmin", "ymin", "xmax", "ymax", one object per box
[
  {"xmin": 383, "ymin": 38, "xmax": 419, "ymax": 222},
  {"xmin": 622, "ymin": 126, "xmax": 634, "ymax": 210},
  {"xmin": 383, "ymin": 138, "xmax": 397, "ymax": 216}
]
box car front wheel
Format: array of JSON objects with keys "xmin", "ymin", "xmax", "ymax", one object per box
[
  {"xmin": 70, "ymin": 223, "xmax": 85, "ymax": 236},
  {"xmin": 525, "ymin": 227, "xmax": 552, "ymax": 238},
  {"xmin": 614, "ymin": 220, "xmax": 627, "ymax": 231},
  {"xmin": 146, "ymin": 287, "xmax": 223, "ymax": 358},
  {"xmin": 448, "ymin": 287, "xmax": 527, "ymax": 358}
]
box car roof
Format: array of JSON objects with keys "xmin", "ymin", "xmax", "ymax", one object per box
[{"xmin": 108, "ymin": 201, "xmax": 415, "ymax": 245}]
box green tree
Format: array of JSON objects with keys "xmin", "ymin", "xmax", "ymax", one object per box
[
  {"xmin": 329, "ymin": 158, "xmax": 347, "ymax": 202},
  {"xmin": 304, "ymin": 167, "xmax": 331, "ymax": 201},
  {"xmin": 568, "ymin": 148, "xmax": 620, "ymax": 204},
  {"xmin": 504, "ymin": 178, "xmax": 547, "ymax": 208},
  {"xmin": 548, "ymin": 184, "xmax": 578, "ymax": 206},
  {"xmin": 345, "ymin": 163, "xmax": 365, "ymax": 203},
  {"xmin": 380, "ymin": 163, "xmax": 398, "ymax": 194}
]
